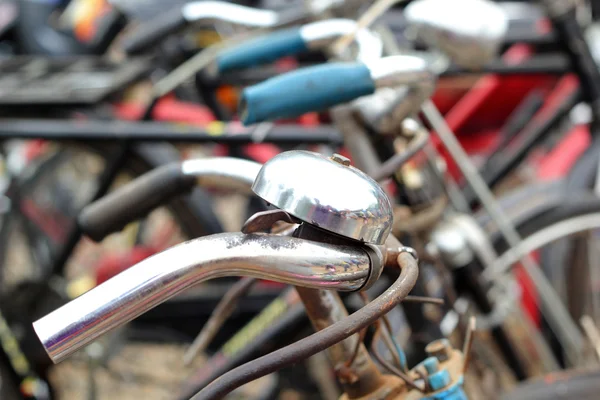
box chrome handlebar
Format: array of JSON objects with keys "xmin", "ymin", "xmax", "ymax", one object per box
[
  {"xmin": 33, "ymin": 232, "xmax": 377, "ymax": 363},
  {"xmin": 180, "ymin": 1, "xmax": 284, "ymax": 27},
  {"xmin": 181, "ymin": 158, "xmax": 261, "ymax": 193}
]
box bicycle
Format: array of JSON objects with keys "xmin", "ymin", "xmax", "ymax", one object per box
[
  {"xmin": 8, "ymin": 0, "xmax": 600, "ymax": 396},
  {"xmin": 34, "ymin": 148, "xmax": 475, "ymax": 400}
]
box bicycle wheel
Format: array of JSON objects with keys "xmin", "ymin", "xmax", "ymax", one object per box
[{"xmin": 476, "ymin": 183, "xmax": 600, "ymax": 370}]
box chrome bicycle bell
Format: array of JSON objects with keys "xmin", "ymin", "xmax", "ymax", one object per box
[{"xmin": 252, "ymin": 150, "xmax": 393, "ymax": 245}]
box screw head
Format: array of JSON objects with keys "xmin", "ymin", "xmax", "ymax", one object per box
[
  {"xmin": 330, "ymin": 153, "xmax": 351, "ymax": 166},
  {"xmin": 426, "ymin": 338, "xmax": 453, "ymax": 362}
]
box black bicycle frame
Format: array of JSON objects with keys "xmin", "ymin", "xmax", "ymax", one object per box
[{"xmin": 0, "ymin": 119, "xmax": 343, "ymax": 146}]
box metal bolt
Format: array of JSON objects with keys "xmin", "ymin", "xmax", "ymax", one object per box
[
  {"xmin": 401, "ymin": 118, "xmax": 421, "ymax": 138},
  {"xmin": 330, "ymin": 153, "xmax": 351, "ymax": 166},
  {"xmin": 426, "ymin": 339, "xmax": 453, "ymax": 362}
]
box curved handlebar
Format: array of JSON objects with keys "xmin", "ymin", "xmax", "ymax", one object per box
[
  {"xmin": 214, "ymin": 19, "xmax": 383, "ymax": 74},
  {"xmin": 33, "ymin": 232, "xmax": 372, "ymax": 363},
  {"xmin": 240, "ymin": 55, "xmax": 436, "ymax": 125},
  {"xmin": 122, "ymin": 1, "xmax": 289, "ymax": 54},
  {"xmin": 78, "ymin": 158, "xmax": 261, "ymax": 242}
]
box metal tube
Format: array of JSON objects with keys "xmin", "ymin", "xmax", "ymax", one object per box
[
  {"xmin": 300, "ymin": 19, "xmax": 383, "ymax": 63},
  {"xmin": 351, "ymin": 56, "xmax": 436, "ymax": 136},
  {"xmin": 295, "ymin": 287, "xmax": 384, "ymax": 397},
  {"xmin": 0, "ymin": 119, "xmax": 343, "ymax": 145},
  {"xmin": 484, "ymin": 212, "xmax": 600, "ymax": 281},
  {"xmin": 181, "ymin": 2, "xmax": 282, "ymax": 27},
  {"xmin": 368, "ymin": 56, "xmax": 437, "ymax": 92},
  {"xmin": 181, "ymin": 158, "xmax": 261, "ymax": 193},
  {"xmin": 33, "ymin": 233, "xmax": 371, "ymax": 364}
]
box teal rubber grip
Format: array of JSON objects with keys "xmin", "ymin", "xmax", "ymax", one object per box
[
  {"xmin": 216, "ymin": 28, "xmax": 306, "ymax": 73},
  {"xmin": 240, "ymin": 62, "xmax": 376, "ymax": 124}
]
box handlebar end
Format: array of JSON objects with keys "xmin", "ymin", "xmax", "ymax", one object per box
[
  {"xmin": 216, "ymin": 28, "xmax": 306, "ymax": 74},
  {"xmin": 240, "ymin": 63, "xmax": 375, "ymax": 125}
]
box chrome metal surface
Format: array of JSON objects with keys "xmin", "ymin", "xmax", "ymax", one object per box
[
  {"xmin": 356, "ymin": 56, "xmax": 436, "ymax": 134},
  {"xmin": 404, "ymin": 0, "xmax": 508, "ymax": 69},
  {"xmin": 450, "ymin": 214, "xmax": 497, "ymax": 268},
  {"xmin": 354, "ymin": 87, "xmax": 422, "ymax": 134},
  {"xmin": 181, "ymin": 157, "xmax": 261, "ymax": 193},
  {"xmin": 484, "ymin": 212, "xmax": 600, "ymax": 282},
  {"xmin": 181, "ymin": 1, "xmax": 280, "ymax": 26},
  {"xmin": 437, "ymin": 216, "xmax": 560, "ymax": 371},
  {"xmin": 308, "ymin": 0, "xmax": 346, "ymax": 14},
  {"xmin": 251, "ymin": 150, "xmax": 393, "ymax": 245},
  {"xmin": 33, "ymin": 233, "xmax": 370, "ymax": 363},
  {"xmin": 300, "ymin": 19, "xmax": 383, "ymax": 63},
  {"xmin": 361, "ymin": 243, "xmax": 385, "ymax": 290},
  {"xmin": 430, "ymin": 221, "xmax": 474, "ymax": 267},
  {"xmin": 356, "ymin": 58, "xmax": 434, "ymax": 136},
  {"xmin": 366, "ymin": 55, "xmax": 436, "ymax": 90}
]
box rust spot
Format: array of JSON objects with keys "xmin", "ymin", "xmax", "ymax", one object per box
[{"xmin": 335, "ymin": 364, "xmax": 359, "ymax": 385}]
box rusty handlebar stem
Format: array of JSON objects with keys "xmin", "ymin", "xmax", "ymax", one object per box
[{"xmin": 191, "ymin": 250, "xmax": 419, "ymax": 400}]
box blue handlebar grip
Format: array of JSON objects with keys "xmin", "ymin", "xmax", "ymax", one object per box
[
  {"xmin": 216, "ymin": 28, "xmax": 306, "ymax": 73},
  {"xmin": 240, "ymin": 63, "xmax": 376, "ymax": 125}
]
